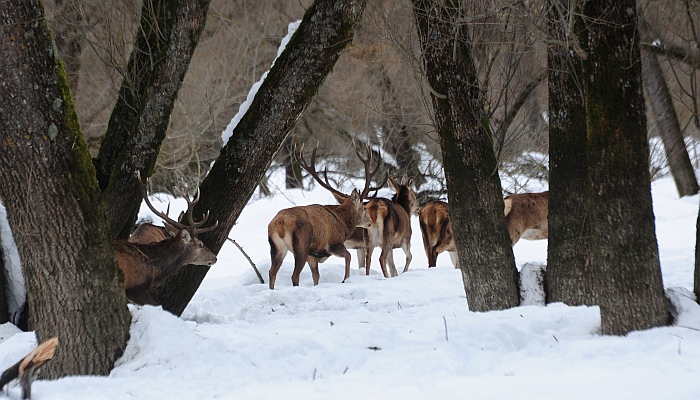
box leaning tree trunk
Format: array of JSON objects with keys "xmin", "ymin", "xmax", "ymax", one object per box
[
  {"xmin": 152, "ymin": 0, "xmax": 369, "ymax": 315},
  {"xmin": 583, "ymin": 0, "xmax": 668, "ymax": 335},
  {"xmin": 545, "ymin": 0, "xmax": 596, "ymax": 306},
  {"xmin": 0, "ymin": 0, "xmax": 131, "ymax": 378},
  {"xmin": 411, "ymin": 0, "xmax": 520, "ymax": 312},
  {"xmin": 96, "ymin": 0, "xmax": 212, "ymax": 239},
  {"xmin": 640, "ymin": 46, "xmax": 699, "ymax": 197}
]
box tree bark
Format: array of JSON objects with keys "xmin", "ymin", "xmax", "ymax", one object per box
[
  {"xmin": 96, "ymin": 0, "xmax": 212, "ymax": 239},
  {"xmin": 545, "ymin": 0, "xmax": 596, "ymax": 306},
  {"xmin": 0, "ymin": 0, "xmax": 130, "ymax": 377},
  {"xmin": 152, "ymin": 0, "xmax": 369, "ymax": 315},
  {"xmin": 411, "ymin": 0, "xmax": 519, "ymax": 312},
  {"xmin": 640, "ymin": 46, "xmax": 699, "ymax": 197},
  {"xmin": 583, "ymin": 0, "xmax": 668, "ymax": 335}
]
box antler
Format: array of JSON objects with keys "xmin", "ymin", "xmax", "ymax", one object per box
[
  {"xmin": 137, "ymin": 172, "xmax": 218, "ymax": 237},
  {"xmin": 297, "ymin": 143, "xmax": 350, "ymax": 200},
  {"xmin": 297, "ymin": 142, "xmax": 386, "ymax": 201},
  {"xmin": 352, "ymin": 140, "xmax": 387, "ymax": 199}
]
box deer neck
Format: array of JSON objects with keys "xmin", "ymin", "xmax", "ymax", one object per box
[
  {"xmin": 327, "ymin": 202, "xmax": 357, "ymax": 235},
  {"xmin": 392, "ymin": 188, "xmax": 411, "ymax": 215}
]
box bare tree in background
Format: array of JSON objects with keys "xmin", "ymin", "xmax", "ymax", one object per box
[
  {"xmin": 411, "ymin": 0, "xmax": 520, "ymax": 312},
  {"xmin": 639, "ymin": 18, "xmax": 698, "ymax": 197}
]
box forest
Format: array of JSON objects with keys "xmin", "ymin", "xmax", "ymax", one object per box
[{"xmin": 0, "ymin": 0, "xmax": 699, "ymax": 387}]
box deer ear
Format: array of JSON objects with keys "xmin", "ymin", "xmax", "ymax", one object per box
[
  {"xmin": 350, "ymin": 188, "xmax": 361, "ymax": 204},
  {"xmin": 388, "ymin": 177, "xmax": 398, "ymax": 192},
  {"xmin": 180, "ymin": 229, "xmax": 192, "ymax": 243}
]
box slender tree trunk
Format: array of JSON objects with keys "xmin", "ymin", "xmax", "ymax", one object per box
[
  {"xmin": 375, "ymin": 62, "xmax": 424, "ymax": 187},
  {"xmin": 583, "ymin": 0, "xmax": 668, "ymax": 335},
  {"xmin": 0, "ymin": 0, "xmax": 130, "ymax": 377},
  {"xmin": 152, "ymin": 0, "xmax": 369, "ymax": 315},
  {"xmin": 96, "ymin": 0, "xmax": 212, "ymax": 239},
  {"xmin": 546, "ymin": 0, "xmax": 595, "ymax": 306},
  {"xmin": 640, "ymin": 46, "xmax": 699, "ymax": 197},
  {"xmin": 411, "ymin": 0, "xmax": 519, "ymax": 311}
]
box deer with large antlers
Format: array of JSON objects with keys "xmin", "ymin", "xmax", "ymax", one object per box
[
  {"xmin": 266, "ymin": 143, "xmax": 380, "ymax": 289},
  {"xmin": 419, "ymin": 191, "xmax": 548, "ymax": 268},
  {"xmin": 113, "ymin": 173, "xmax": 218, "ymax": 305},
  {"xmin": 298, "ymin": 144, "xmax": 419, "ymax": 278}
]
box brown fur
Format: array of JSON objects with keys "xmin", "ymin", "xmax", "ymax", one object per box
[
  {"xmin": 115, "ymin": 229, "xmax": 217, "ymax": 305},
  {"xmin": 503, "ymin": 191, "xmax": 549, "ymax": 245},
  {"xmin": 128, "ymin": 223, "xmax": 174, "ymax": 244},
  {"xmin": 418, "ymin": 191, "xmax": 549, "ymax": 268},
  {"xmin": 419, "ymin": 201, "xmax": 458, "ymax": 269},
  {"xmin": 362, "ymin": 176, "xmax": 419, "ymax": 278},
  {"xmin": 267, "ymin": 189, "xmax": 372, "ymax": 289}
]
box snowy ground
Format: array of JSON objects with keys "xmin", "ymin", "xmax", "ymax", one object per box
[{"xmin": 1, "ymin": 176, "xmax": 699, "ymax": 399}]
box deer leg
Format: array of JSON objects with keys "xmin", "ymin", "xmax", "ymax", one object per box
[
  {"xmin": 378, "ymin": 246, "xmax": 390, "ymax": 278},
  {"xmin": 307, "ymin": 256, "xmax": 320, "ymax": 286},
  {"xmin": 268, "ymin": 248, "xmax": 286, "ymax": 290},
  {"xmin": 386, "ymin": 246, "xmax": 398, "ymax": 277},
  {"xmin": 448, "ymin": 251, "xmax": 459, "ymax": 269},
  {"xmin": 357, "ymin": 248, "xmax": 366, "ymax": 271},
  {"xmin": 290, "ymin": 255, "xmax": 306, "ymax": 287},
  {"xmin": 402, "ymin": 240, "xmax": 412, "ymax": 273}
]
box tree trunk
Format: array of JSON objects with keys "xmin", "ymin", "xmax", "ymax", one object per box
[
  {"xmin": 0, "ymin": 0, "xmax": 131, "ymax": 377},
  {"xmin": 640, "ymin": 46, "xmax": 699, "ymax": 197},
  {"xmin": 96, "ymin": 0, "xmax": 212, "ymax": 239},
  {"xmin": 375, "ymin": 62, "xmax": 424, "ymax": 187},
  {"xmin": 151, "ymin": 0, "xmax": 369, "ymax": 315},
  {"xmin": 411, "ymin": 0, "xmax": 519, "ymax": 311},
  {"xmin": 583, "ymin": 0, "xmax": 668, "ymax": 335},
  {"xmin": 0, "ymin": 234, "xmax": 7, "ymax": 324},
  {"xmin": 545, "ymin": 0, "xmax": 596, "ymax": 306}
]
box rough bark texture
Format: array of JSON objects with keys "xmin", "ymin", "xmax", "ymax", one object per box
[
  {"xmin": 97, "ymin": 0, "xmax": 212, "ymax": 239},
  {"xmin": 583, "ymin": 0, "xmax": 668, "ymax": 335},
  {"xmin": 640, "ymin": 47, "xmax": 699, "ymax": 197},
  {"xmin": 411, "ymin": 0, "xmax": 519, "ymax": 311},
  {"xmin": 545, "ymin": 0, "xmax": 595, "ymax": 306},
  {"xmin": 0, "ymin": 242, "xmax": 7, "ymax": 324},
  {"xmin": 0, "ymin": 0, "xmax": 131, "ymax": 377},
  {"xmin": 375, "ymin": 62, "xmax": 424, "ymax": 187},
  {"xmin": 152, "ymin": 0, "xmax": 369, "ymax": 315}
]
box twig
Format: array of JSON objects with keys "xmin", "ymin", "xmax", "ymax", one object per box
[
  {"xmin": 443, "ymin": 316, "xmax": 449, "ymax": 342},
  {"xmin": 227, "ymin": 238, "xmax": 264, "ymax": 284}
]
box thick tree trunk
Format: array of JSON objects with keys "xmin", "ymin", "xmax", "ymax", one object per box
[
  {"xmin": 640, "ymin": 47, "xmax": 699, "ymax": 197},
  {"xmin": 583, "ymin": 0, "xmax": 668, "ymax": 335},
  {"xmin": 152, "ymin": 0, "xmax": 368, "ymax": 315},
  {"xmin": 545, "ymin": 0, "xmax": 596, "ymax": 306},
  {"xmin": 96, "ymin": 0, "xmax": 212, "ymax": 239},
  {"xmin": 0, "ymin": 0, "xmax": 131, "ymax": 377},
  {"xmin": 411, "ymin": 0, "xmax": 519, "ymax": 311}
]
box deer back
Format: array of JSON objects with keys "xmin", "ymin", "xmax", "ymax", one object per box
[
  {"xmin": 503, "ymin": 191, "xmax": 549, "ymax": 245},
  {"xmin": 128, "ymin": 223, "xmax": 174, "ymax": 244}
]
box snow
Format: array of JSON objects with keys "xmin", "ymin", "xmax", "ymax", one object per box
[{"xmin": 1, "ymin": 175, "xmax": 700, "ymax": 399}]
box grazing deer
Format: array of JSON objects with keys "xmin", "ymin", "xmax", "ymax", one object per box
[
  {"xmin": 419, "ymin": 191, "xmax": 549, "ymax": 268},
  {"xmin": 114, "ymin": 175, "xmax": 218, "ymax": 305},
  {"xmin": 267, "ymin": 144, "xmax": 380, "ymax": 289}
]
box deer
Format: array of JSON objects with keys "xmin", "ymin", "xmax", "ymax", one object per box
[
  {"xmin": 267, "ymin": 143, "xmax": 381, "ymax": 290},
  {"xmin": 419, "ymin": 191, "xmax": 549, "ymax": 268},
  {"xmin": 113, "ymin": 173, "xmax": 218, "ymax": 305},
  {"xmin": 298, "ymin": 145, "xmax": 419, "ymax": 278}
]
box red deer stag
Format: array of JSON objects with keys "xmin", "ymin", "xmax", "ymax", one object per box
[
  {"xmin": 419, "ymin": 191, "xmax": 548, "ymax": 268},
  {"xmin": 300, "ymin": 146, "xmax": 419, "ymax": 278},
  {"xmin": 267, "ymin": 144, "xmax": 380, "ymax": 289},
  {"xmin": 114, "ymin": 174, "xmax": 218, "ymax": 305}
]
